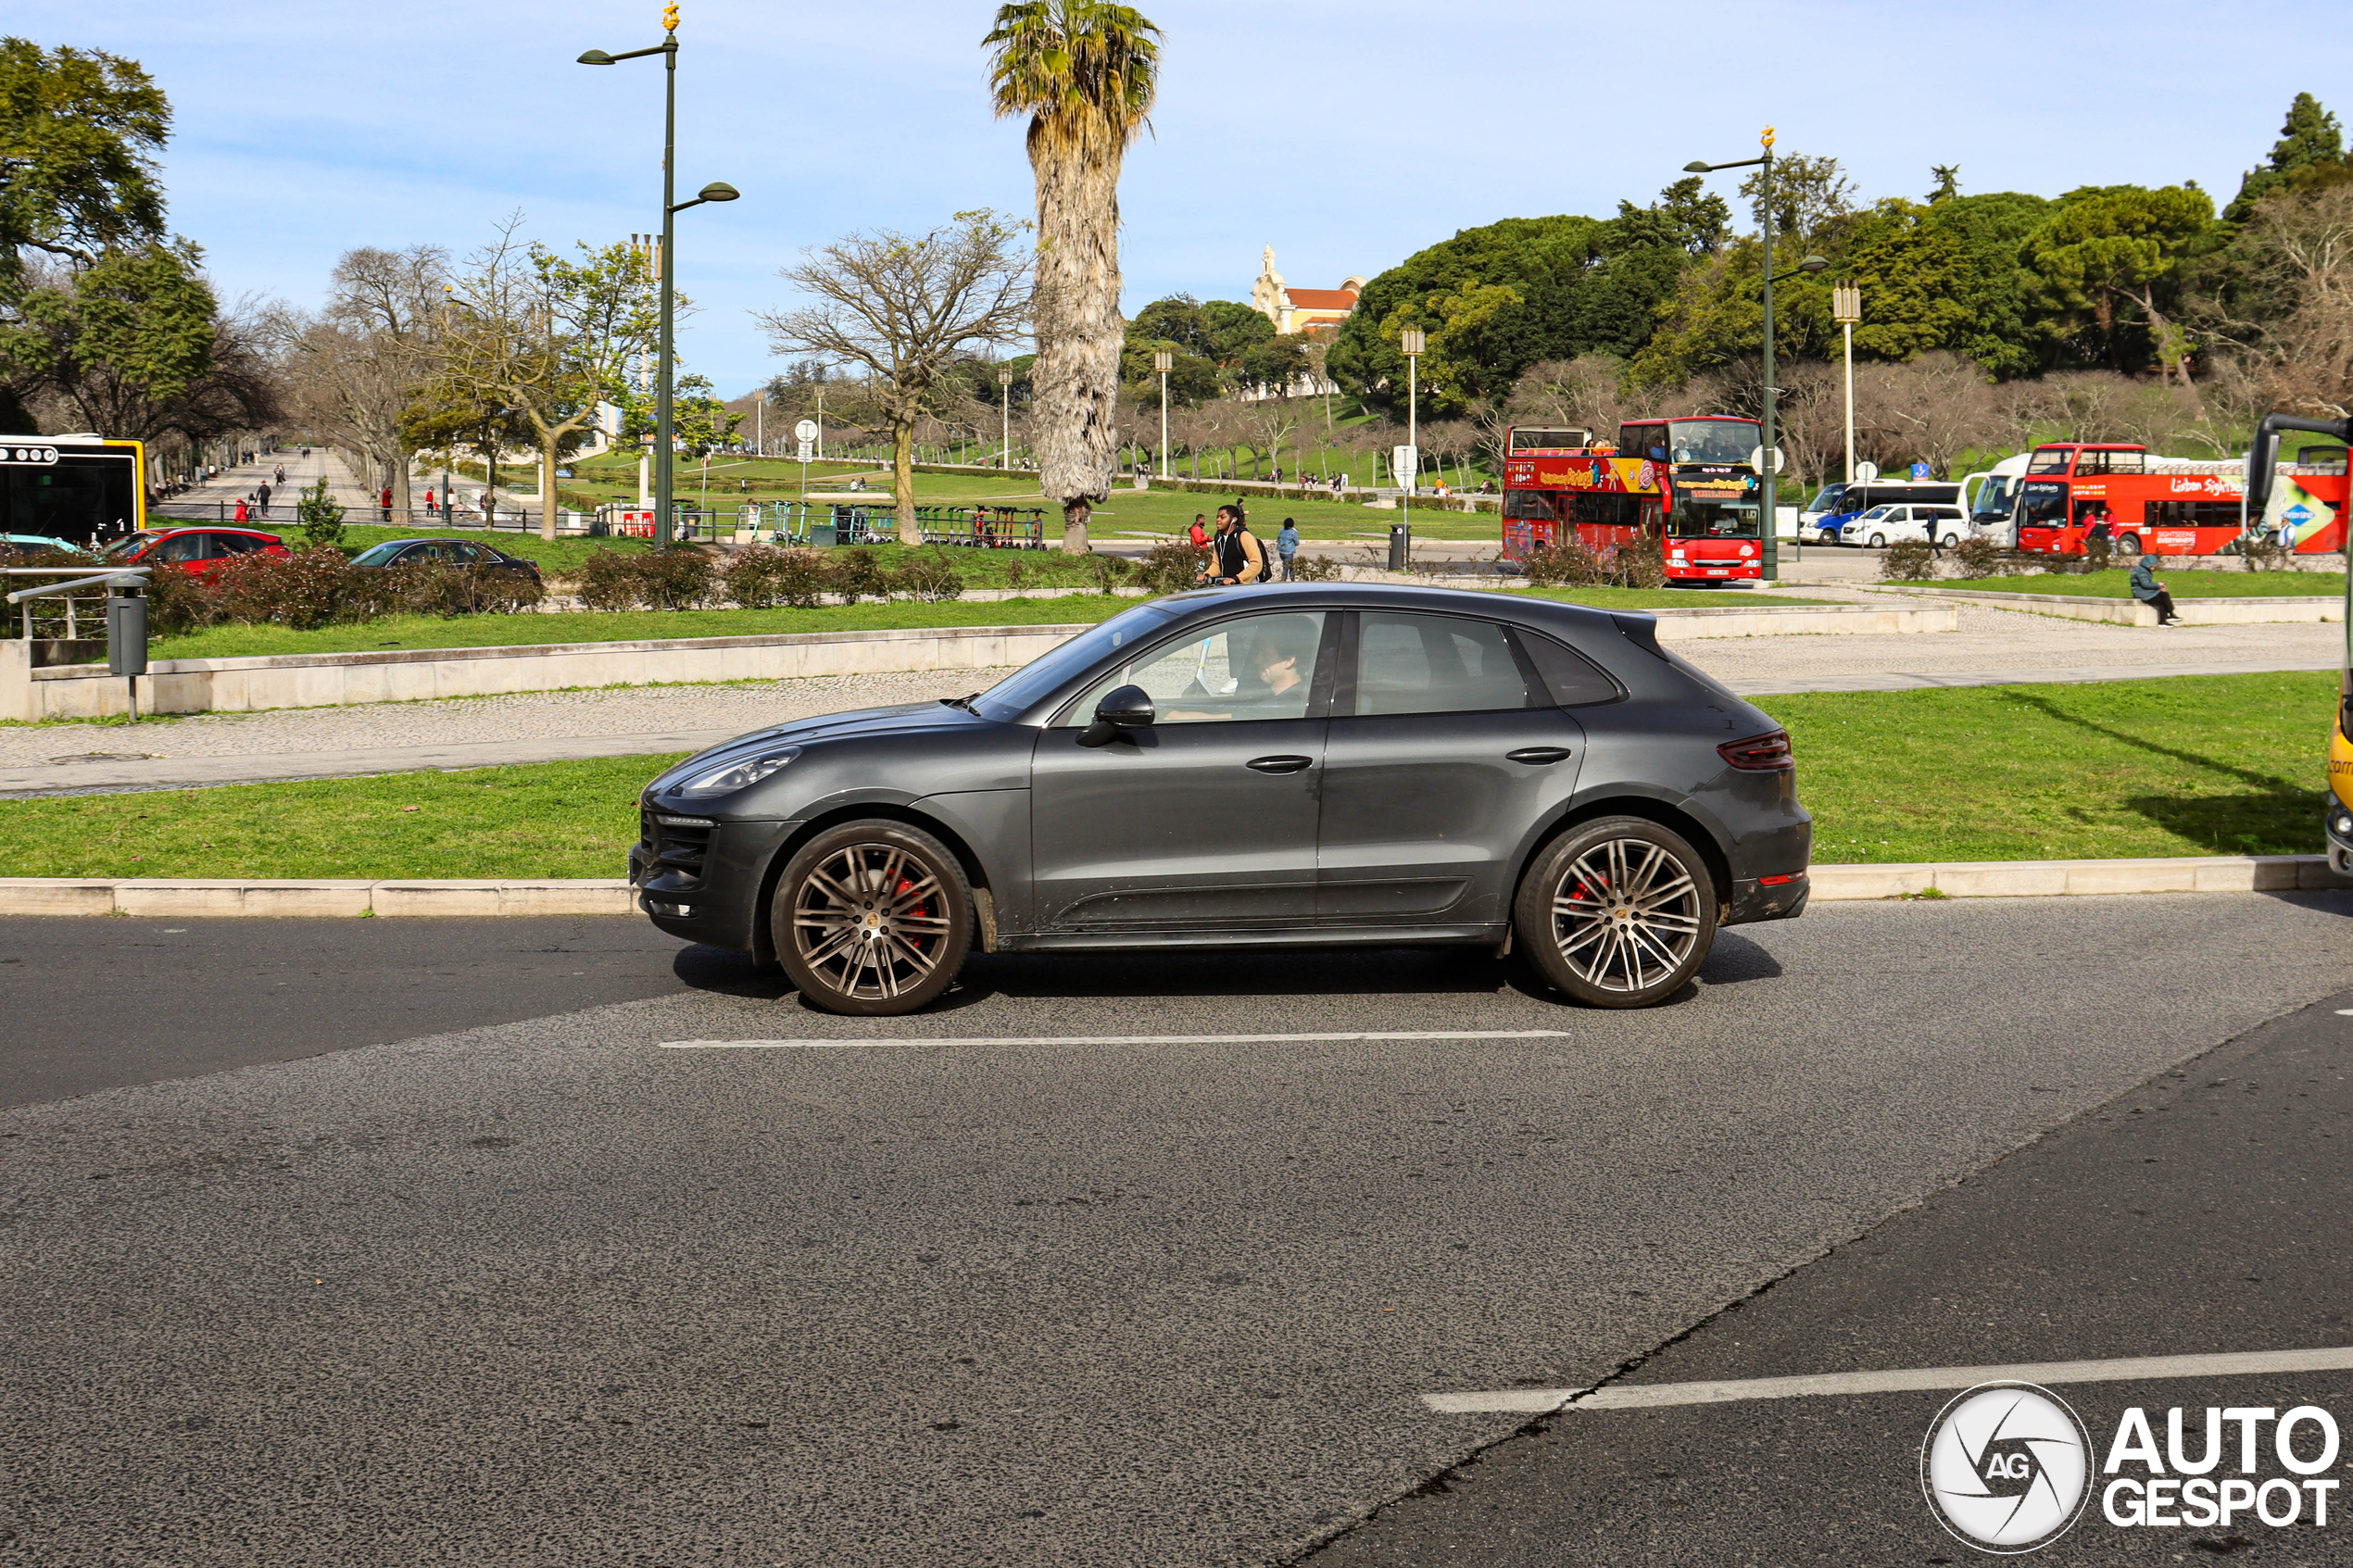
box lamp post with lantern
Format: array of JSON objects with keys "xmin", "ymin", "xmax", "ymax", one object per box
[
  {"xmin": 1681, "ymin": 129, "xmax": 1828, "ymax": 581},
  {"xmin": 1831, "ymin": 282, "xmax": 1861, "ymax": 484},
  {"xmin": 998, "ymin": 369, "xmax": 1013, "ymax": 470},
  {"xmin": 577, "ymin": 4, "xmax": 739, "ymax": 545},
  {"xmin": 1396, "ymin": 326, "xmax": 1425, "ymax": 570},
  {"xmin": 1152, "ymin": 350, "xmax": 1173, "ymax": 479}
]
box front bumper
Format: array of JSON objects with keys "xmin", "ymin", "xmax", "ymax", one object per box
[{"xmin": 630, "ymin": 809, "xmax": 799, "ymax": 955}]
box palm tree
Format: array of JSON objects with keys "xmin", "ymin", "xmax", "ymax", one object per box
[{"xmin": 985, "ymin": 1, "xmax": 1162, "ymax": 554}]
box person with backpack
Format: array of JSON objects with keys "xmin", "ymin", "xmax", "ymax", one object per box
[{"xmin": 1196, "ymin": 504, "xmax": 1267, "ymax": 586}]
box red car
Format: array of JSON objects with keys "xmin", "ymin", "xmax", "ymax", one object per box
[{"xmin": 103, "ymin": 528, "xmax": 291, "ymax": 577}]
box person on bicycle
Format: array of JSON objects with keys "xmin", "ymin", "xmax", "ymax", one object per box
[{"xmin": 1196, "ymin": 504, "xmax": 1267, "ymax": 586}]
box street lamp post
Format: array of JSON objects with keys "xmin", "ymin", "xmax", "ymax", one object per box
[
  {"xmin": 1683, "ymin": 130, "xmax": 1828, "ymax": 583},
  {"xmin": 1831, "ymin": 283, "xmax": 1860, "ymax": 484},
  {"xmin": 1399, "ymin": 326, "xmax": 1425, "ymax": 571},
  {"xmin": 999, "ymin": 370, "xmax": 1013, "ymax": 470},
  {"xmin": 579, "ymin": 6, "xmax": 738, "ymax": 546},
  {"xmin": 1152, "ymin": 350, "xmax": 1173, "ymax": 480}
]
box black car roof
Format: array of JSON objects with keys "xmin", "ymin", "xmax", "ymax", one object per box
[{"xmin": 1153, "ymin": 581, "xmax": 1640, "ymax": 635}]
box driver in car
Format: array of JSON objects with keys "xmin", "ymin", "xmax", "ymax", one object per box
[{"xmin": 1163, "ymin": 617, "xmax": 1317, "ymax": 721}]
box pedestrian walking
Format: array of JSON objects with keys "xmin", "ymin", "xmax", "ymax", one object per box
[
  {"xmin": 233, "ymin": 498, "xmax": 248, "ymax": 523},
  {"xmin": 2131, "ymin": 554, "xmax": 2182, "ymax": 625},
  {"xmin": 1277, "ymin": 517, "xmax": 1300, "ymax": 582},
  {"xmin": 423, "ymin": 487, "xmax": 436, "ymax": 513},
  {"xmin": 256, "ymin": 482, "xmax": 271, "ymax": 516},
  {"xmin": 1196, "ymin": 504, "xmax": 1268, "ymax": 587},
  {"xmin": 1189, "ymin": 513, "xmax": 1208, "ymax": 549},
  {"xmin": 380, "ymin": 485, "xmax": 393, "ymax": 522}
]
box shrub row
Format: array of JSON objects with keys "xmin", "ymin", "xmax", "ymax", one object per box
[
  {"xmin": 145, "ymin": 549, "xmax": 541, "ymax": 635},
  {"xmin": 573, "ymin": 545, "xmax": 974, "ymax": 611},
  {"xmin": 1518, "ymin": 540, "xmax": 1668, "ymax": 591}
]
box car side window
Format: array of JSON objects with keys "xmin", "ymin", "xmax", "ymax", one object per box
[
  {"xmin": 451, "ymin": 543, "xmax": 488, "ymax": 563},
  {"xmin": 1061, "ymin": 610, "xmax": 1328, "ymax": 726},
  {"xmin": 1353, "ymin": 612, "xmax": 1530, "ymax": 717},
  {"xmin": 157, "ymin": 533, "xmax": 210, "ymax": 562},
  {"xmin": 214, "ymin": 533, "xmax": 260, "ymax": 555},
  {"xmin": 1513, "ymin": 629, "xmax": 1622, "ymax": 707}
]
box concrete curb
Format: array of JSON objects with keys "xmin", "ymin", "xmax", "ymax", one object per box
[
  {"xmin": 0, "ymin": 878, "xmax": 635, "ymax": 917},
  {"xmin": 1808, "ymin": 854, "xmax": 2349, "ymax": 899},
  {"xmin": 3, "ymin": 855, "xmax": 2345, "ymax": 917},
  {"xmin": 1869, "ymin": 586, "xmax": 2341, "ymax": 627}
]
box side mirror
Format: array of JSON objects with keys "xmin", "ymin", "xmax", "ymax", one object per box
[
  {"xmin": 1078, "ymin": 684, "xmax": 1154, "ymax": 747},
  {"xmin": 2245, "ymin": 419, "xmax": 2282, "ymax": 519}
]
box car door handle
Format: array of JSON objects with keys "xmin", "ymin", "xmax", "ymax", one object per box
[
  {"xmin": 1506, "ymin": 746, "xmax": 1573, "ymax": 765},
  {"xmin": 1246, "ymin": 755, "xmax": 1315, "ymax": 774}
]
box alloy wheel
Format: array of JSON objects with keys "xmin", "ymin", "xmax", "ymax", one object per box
[
  {"xmin": 1549, "ymin": 836, "xmax": 1704, "ymax": 996},
  {"xmin": 790, "ymin": 842, "xmax": 955, "ymax": 1003}
]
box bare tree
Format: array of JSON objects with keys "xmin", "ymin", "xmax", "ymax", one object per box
[
  {"xmin": 432, "ymin": 219, "xmax": 662, "ymax": 539},
  {"xmin": 274, "ymin": 244, "xmax": 447, "ymax": 516},
  {"xmin": 1240, "ymin": 394, "xmax": 1301, "ymax": 483},
  {"xmin": 1853, "ymin": 352, "xmax": 1999, "ymax": 479},
  {"xmin": 1509, "ymin": 356, "xmax": 1627, "ymax": 440},
  {"xmin": 759, "ymin": 212, "xmax": 1029, "ymax": 544}
]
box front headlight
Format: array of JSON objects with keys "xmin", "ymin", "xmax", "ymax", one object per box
[{"xmin": 673, "ymin": 746, "xmax": 800, "ymax": 798}]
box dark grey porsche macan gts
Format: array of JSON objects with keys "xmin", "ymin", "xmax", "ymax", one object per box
[{"xmin": 630, "ymin": 583, "xmax": 1811, "ymax": 1015}]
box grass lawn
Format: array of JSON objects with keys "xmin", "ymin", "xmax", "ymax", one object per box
[
  {"xmin": 150, "ymin": 596, "xmax": 1137, "ymax": 661},
  {"xmin": 1770, "ymin": 671, "xmax": 2335, "ymax": 863},
  {"xmin": 1894, "ymin": 570, "xmax": 2345, "ymax": 598},
  {"xmin": 12, "ymin": 673, "xmax": 2335, "ymax": 879}
]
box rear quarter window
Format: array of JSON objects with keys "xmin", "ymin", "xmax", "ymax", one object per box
[{"xmin": 1515, "ymin": 629, "xmax": 1625, "ymax": 707}]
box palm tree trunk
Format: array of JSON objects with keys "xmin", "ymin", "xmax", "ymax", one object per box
[{"xmin": 1029, "ymin": 129, "xmax": 1126, "ymax": 554}]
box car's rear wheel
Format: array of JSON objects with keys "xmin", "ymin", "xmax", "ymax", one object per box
[
  {"xmin": 1515, "ymin": 817, "xmax": 1717, "ymax": 1009},
  {"xmin": 771, "ymin": 821, "xmax": 972, "ymax": 1016}
]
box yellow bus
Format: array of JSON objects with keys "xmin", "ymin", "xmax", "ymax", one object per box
[{"xmin": 0, "ymin": 434, "xmax": 146, "ymax": 546}]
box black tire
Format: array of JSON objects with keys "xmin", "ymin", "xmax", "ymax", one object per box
[
  {"xmin": 1942, "ymin": 533, "xmax": 1961, "ymax": 548},
  {"xmin": 1868, "ymin": 533, "xmax": 1886, "ymax": 548},
  {"xmin": 2119, "ymin": 533, "xmax": 2142, "ymax": 556},
  {"xmin": 1514, "ymin": 817, "xmax": 1718, "ymax": 1009},
  {"xmin": 770, "ymin": 820, "xmax": 973, "ymax": 1016}
]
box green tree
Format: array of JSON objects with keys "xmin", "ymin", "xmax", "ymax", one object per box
[
  {"xmin": 1928, "ymin": 165, "xmax": 1961, "ymax": 204},
  {"xmin": 2023, "ymin": 184, "xmax": 2215, "ymax": 379},
  {"xmin": 0, "ymin": 38, "xmax": 168, "ymax": 274},
  {"xmin": 1842, "ymin": 201, "xmax": 1975, "ymax": 360},
  {"xmin": 986, "ymin": 0, "xmax": 1163, "ymax": 554},
  {"xmin": 2226, "ymin": 93, "xmax": 2346, "ymax": 222},
  {"xmin": 294, "ymin": 474, "xmax": 346, "ymax": 550},
  {"xmin": 1919, "ymin": 192, "xmax": 2052, "ymax": 376}
]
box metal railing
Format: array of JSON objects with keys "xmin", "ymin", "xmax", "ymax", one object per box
[{"xmin": 5, "ymin": 566, "xmax": 148, "ymax": 642}]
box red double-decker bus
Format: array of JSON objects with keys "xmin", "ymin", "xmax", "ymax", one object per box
[
  {"xmin": 2009, "ymin": 440, "xmax": 2349, "ymax": 557},
  {"xmin": 1500, "ymin": 416, "xmax": 1768, "ymax": 583}
]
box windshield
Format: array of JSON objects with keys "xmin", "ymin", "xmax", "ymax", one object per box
[
  {"xmin": 2026, "ymin": 448, "xmax": 2073, "ymax": 474},
  {"xmin": 352, "ymin": 542, "xmax": 406, "ymax": 566},
  {"xmin": 100, "ymin": 535, "xmax": 149, "ymax": 559},
  {"xmin": 1669, "ymin": 499, "xmax": 1759, "ymax": 539},
  {"xmin": 1803, "ymin": 484, "xmax": 1846, "ymax": 518},
  {"xmin": 2019, "ymin": 481, "xmax": 2070, "ymax": 524},
  {"xmin": 1856, "ymin": 505, "xmax": 1896, "ymax": 521},
  {"xmin": 970, "ymin": 599, "xmax": 1189, "ymax": 722},
  {"xmin": 1666, "ymin": 420, "xmax": 1756, "ymax": 466},
  {"xmin": 1971, "ymin": 476, "xmax": 2017, "ymax": 521}
]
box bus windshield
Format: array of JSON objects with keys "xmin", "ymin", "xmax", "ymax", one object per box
[
  {"xmin": 1803, "ymin": 484, "xmax": 1848, "ymax": 518},
  {"xmin": 1670, "ymin": 499, "xmax": 1760, "ymax": 538},
  {"xmin": 2019, "ymin": 481, "xmax": 2070, "ymax": 524},
  {"xmin": 1666, "ymin": 420, "xmax": 1755, "ymax": 465},
  {"xmin": 1972, "ymin": 476, "xmax": 2019, "ymax": 521}
]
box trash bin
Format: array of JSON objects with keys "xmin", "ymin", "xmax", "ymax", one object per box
[{"xmin": 1388, "ymin": 522, "xmax": 1410, "ymax": 572}]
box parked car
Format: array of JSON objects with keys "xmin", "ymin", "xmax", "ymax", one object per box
[
  {"xmin": 0, "ymin": 534, "xmax": 96, "ymax": 561},
  {"xmin": 630, "ymin": 583, "xmax": 1813, "ymax": 1016},
  {"xmin": 100, "ymin": 528, "xmax": 290, "ymax": 576},
  {"xmin": 1846, "ymin": 504, "xmax": 1969, "ymax": 548},
  {"xmin": 349, "ymin": 538, "xmax": 543, "ymax": 582}
]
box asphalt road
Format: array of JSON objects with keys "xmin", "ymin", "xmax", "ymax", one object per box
[{"xmin": 3, "ymin": 893, "xmax": 2351, "ymax": 1565}]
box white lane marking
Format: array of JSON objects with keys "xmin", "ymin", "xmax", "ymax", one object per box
[
  {"xmin": 1423, "ymin": 1345, "xmax": 2353, "ymax": 1416},
  {"xmin": 2336, "ymin": 1009, "xmax": 2353, "ymax": 1016},
  {"xmin": 660, "ymin": 1030, "xmax": 1575, "ymax": 1050}
]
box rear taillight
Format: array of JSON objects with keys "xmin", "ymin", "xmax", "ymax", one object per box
[{"xmin": 1718, "ymin": 729, "xmax": 1793, "ymax": 771}]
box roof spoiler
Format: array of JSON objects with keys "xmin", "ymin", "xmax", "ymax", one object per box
[
  {"xmin": 2245, "ymin": 412, "xmax": 2353, "ymax": 516},
  {"xmin": 1611, "ymin": 611, "xmax": 1667, "ymax": 660}
]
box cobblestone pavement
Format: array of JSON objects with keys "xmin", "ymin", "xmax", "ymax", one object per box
[{"xmin": 3, "ymin": 601, "xmax": 2336, "ymax": 774}]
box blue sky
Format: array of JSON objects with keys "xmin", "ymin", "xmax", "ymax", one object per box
[{"xmin": 31, "ymin": 0, "xmax": 2328, "ymax": 396}]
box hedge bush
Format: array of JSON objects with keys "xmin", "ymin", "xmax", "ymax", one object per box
[
  {"xmin": 1521, "ymin": 540, "xmax": 1666, "ymax": 589},
  {"xmin": 144, "ymin": 547, "xmax": 543, "ymax": 635}
]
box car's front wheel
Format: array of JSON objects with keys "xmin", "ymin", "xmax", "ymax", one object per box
[
  {"xmin": 771, "ymin": 821, "xmax": 973, "ymax": 1015},
  {"xmin": 2119, "ymin": 533, "xmax": 2143, "ymax": 555},
  {"xmin": 1515, "ymin": 817, "xmax": 1718, "ymax": 1009},
  {"xmin": 1868, "ymin": 532, "xmax": 1887, "ymax": 548}
]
